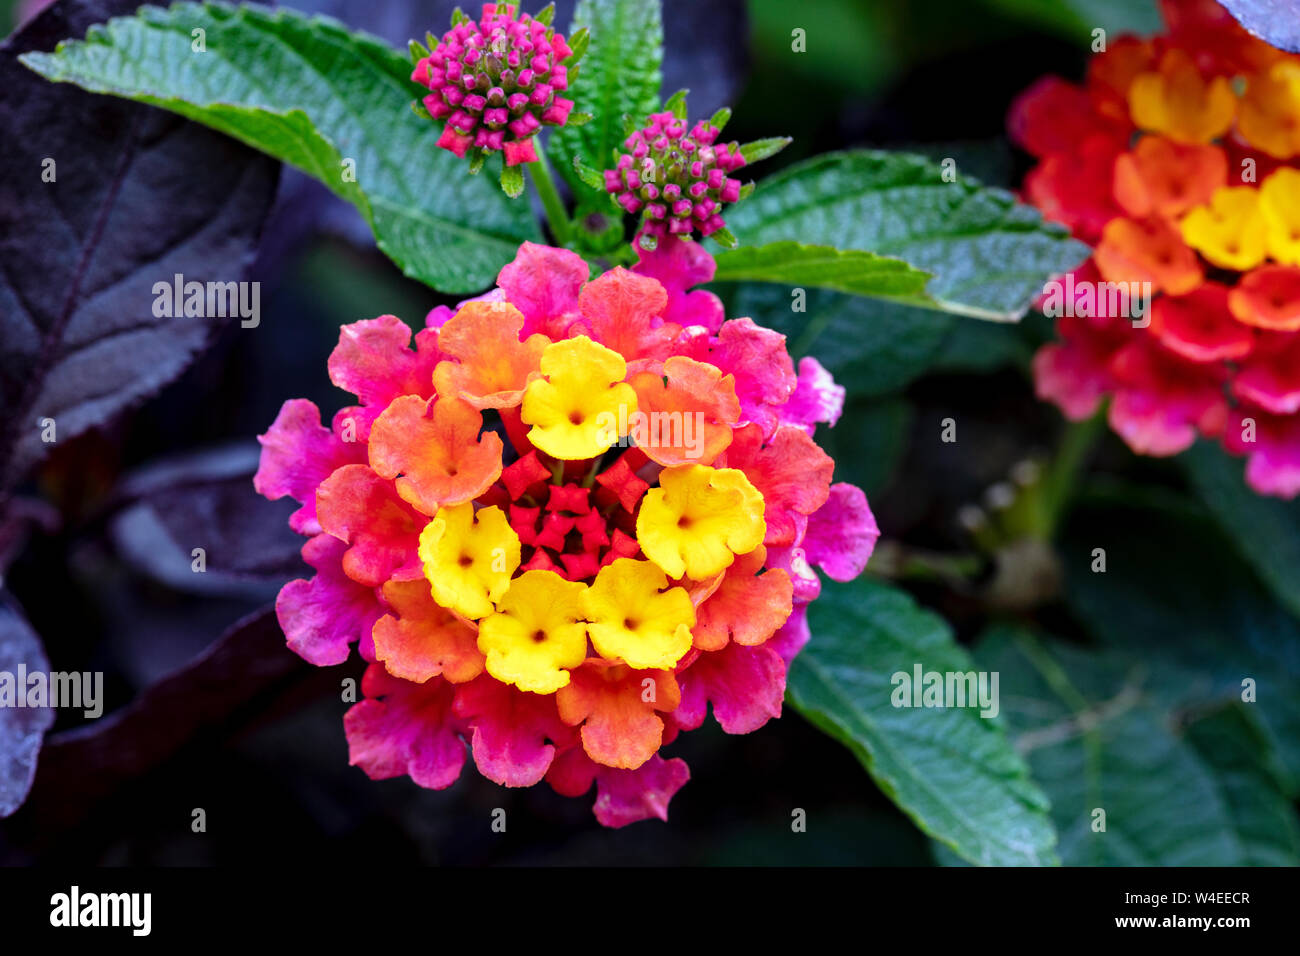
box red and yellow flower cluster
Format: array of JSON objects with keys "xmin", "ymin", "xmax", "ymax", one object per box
[
  {"xmin": 1011, "ymin": 0, "xmax": 1300, "ymax": 497},
  {"xmin": 253, "ymin": 237, "xmax": 877, "ymax": 825}
]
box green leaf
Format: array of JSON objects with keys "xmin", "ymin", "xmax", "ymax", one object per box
[
  {"xmin": 500, "ymin": 163, "xmax": 525, "ymax": 198},
  {"xmin": 565, "ymin": 26, "xmax": 590, "ymax": 64},
  {"xmin": 551, "ymin": 0, "xmax": 662, "ymax": 194},
  {"xmin": 708, "ymin": 106, "xmax": 732, "ymax": 132},
  {"xmin": 663, "ymin": 87, "xmax": 688, "ymax": 119},
  {"xmin": 738, "ymin": 136, "xmax": 791, "ymax": 164},
  {"xmin": 1182, "ymin": 440, "xmax": 1300, "ymax": 622},
  {"xmin": 710, "ymin": 226, "xmax": 737, "ymax": 249},
  {"xmin": 20, "ymin": 1, "xmax": 540, "ymax": 293},
  {"xmin": 713, "ymin": 242, "xmax": 931, "ymax": 304},
  {"xmin": 1062, "ymin": 489, "xmax": 1300, "ymax": 795},
  {"xmin": 719, "ymin": 150, "xmax": 1090, "ymax": 320},
  {"xmin": 571, "ymin": 156, "xmax": 605, "ymax": 190},
  {"xmin": 972, "ymin": 627, "xmax": 1300, "ymax": 865},
  {"xmin": 788, "ymin": 576, "xmax": 1059, "ymax": 866},
  {"xmin": 985, "ymin": 0, "xmax": 1163, "ymax": 44}
]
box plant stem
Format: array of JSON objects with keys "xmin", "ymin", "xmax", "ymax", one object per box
[
  {"xmin": 1036, "ymin": 411, "xmax": 1104, "ymax": 539},
  {"xmin": 527, "ymin": 142, "xmax": 571, "ymax": 246}
]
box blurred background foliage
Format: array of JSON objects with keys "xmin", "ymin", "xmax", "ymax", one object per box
[{"xmin": 3, "ymin": 0, "xmax": 1297, "ymax": 866}]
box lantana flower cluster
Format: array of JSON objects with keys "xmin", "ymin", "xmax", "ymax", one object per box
[
  {"xmin": 254, "ymin": 238, "xmax": 877, "ymax": 825},
  {"xmin": 411, "ymin": 3, "xmax": 575, "ymax": 166},
  {"xmin": 1011, "ymin": 0, "xmax": 1300, "ymax": 497},
  {"xmin": 604, "ymin": 111, "xmax": 747, "ymax": 243}
]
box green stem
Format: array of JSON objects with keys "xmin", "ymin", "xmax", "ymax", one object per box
[
  {"xmin": 527, "ymin": 142, "xmax": 572, "ymax": 246},
  {"xmin": 1036, "ymin": 411, "xmax": 1105, "ymax": 540}
]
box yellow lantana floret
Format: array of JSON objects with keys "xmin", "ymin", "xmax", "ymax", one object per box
[
  {"xmin": 583, "ymin": 558, "xmax": 695, "ymax": 670},
  {"xmin": 418, "ymin": 502, "xmax": 520, "ymax": 620},
  {"xmin": 1260, "ymin": 168, "xmax": 1300, "ymax": 266},
  {"xmin": 521, "ymin": 336, "xmax": 638, "ymax": 460},
  {"xmin": 477, "ymin": 569, "xmax": 588, "ymax": 694},
  {"xmin": 1239, "ymin": 62, "xmax": 1300, "ymax": 160},
  {"xmin": 1180, "ymin": 186, "xmax": 1268, "ymax": 271},
  {"xmin": 636, "ymin": 464, "xmax": 765, "ymax": 580},
  {"xmin": 1129, "ymin": 49, "xmax": 1235, "ymax": 144}
]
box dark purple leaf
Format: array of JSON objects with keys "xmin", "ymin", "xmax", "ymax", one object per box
[
  {"xmin": 108, "ymin": 443, "xmax": 306, "ymax": 598},
  {"xmin": 15, "ymin": 606, "xmax": 315, "ymax": 833},
  {"xmin": 1220, "ymin": 0, "xmax": 1300, "ymax": 53},
  {"xmin": 0, "ymin": 594, "xmax": 55, "ymax": 818},
  {"xmin": 0, "ymin": 0, "xmax": 279, "ymax": 497}
]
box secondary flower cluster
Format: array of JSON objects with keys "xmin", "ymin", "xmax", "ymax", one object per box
[
  {"xmin": 1011, "ymin": 0, "xmax": 1300, "ymax": 497},
  {"xmin": 604, "ymin": 111, "xmax": 747, "ymax": 242},
  {"xmin": 254, "ymin": 237, "xmax": 877, "ymax": 825},
  {"xmin": 411, "ymin": 3, "xmax": 575, "ymax": 166}
]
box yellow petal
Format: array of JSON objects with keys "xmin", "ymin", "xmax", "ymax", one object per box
[
  {"xmin": 521, "ymin": 336, "xmax": 638, "ymax": 460},
  {"xmin": 583, "ymin": 558, "xmax": 694, "ymax": 670},
  {"xmin": 418, "ymin": 502, "xmax": 520, "ymax": 619},
  {"xmin": 477, "ymin": 569, "xmax": 588, "ymax": 694},
  {"xmin": 1180, "ymin": 186, "xmax": 1268, "ymax": 271},
  {"xmin": 636, "ymin": 464, "xmax": 766, "ymax": 580},
  {"xmin": 1260, "ymin": 167, "xmax": 1300, "ymax": 266}
]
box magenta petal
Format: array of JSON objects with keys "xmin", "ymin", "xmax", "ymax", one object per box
[
  {"xmin": 592, "ymin": 754, "xmax": 690, "ymax": 827},
  {"xmin": 764, "ymin": 544, "xmax": 822, "ymax": 603},
  {"xmin": 276, "ymin": 534, "xmax": 383, "ymax": 666},
  {"xmin": 684, "ymin": 318, "xmax": 798, "ymax": 437},
  {"xmin": 344, "ymin": 666, "xmax": 465, "ymax": 790},
  {"xmin": 453, "ymin": 676, "xmax": 570, "ymax": 787},
  {"xmin": 496, "ymin": 241, "xmax": 591, "ymax": 339},
  {"xmin": 781, "ymin": 357, "xmax": 845, "ymax": 433},
  {"xmin": 803, "ymin": 483, "xmax": 879, "ymax": 581},
  {"xmin": 676, "ymin": 643, "xmax": 786, "ymax": 734},
  {"xmin": 632, "ymin": 235, "xmax": 726, "ymax": 332},
  {"xmin": 328, "ymin": 315, "xmax": 441, "ymax": 409},
  {"xmin": 254, "ymin": 399, "xmax": 364, "ymax": 534},
  {"xmin": 767, "ymin": 603, "xmax": 810, "ymax": 664}
]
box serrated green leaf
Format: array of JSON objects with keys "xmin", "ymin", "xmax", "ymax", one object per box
[
  {"xmin": 1061, "ymin": 489, "xmax": 1300, "ymax": 795},
  {"xmin": 719, "ymin": 150, "xmax": 1090, "ymax": 321},
  {"xmin": 738, "ymin": 136, "xmax": 791, "ymax": 164},
  {"xmin": 551, "ymin": 0, "xmax": 662, "ymax": 196},
  {"xmin": 21, "ymin": 1, "xmax": 539, "ymax": 293},
  {"xmin": 572, "ymin": 156, "xmax": 605, "ymax": 190},
  {"xmin": 1182, "ymin": 440, "xmax": 1300, "ymax": 622},
  {"xmin": 788, "ymin": 576, "xmax": 1059, "ymax": 866},
  {"xmin": 972, "ymin": 627, "xmax": 1300, "ymax": 865},
  {"xmin": 713, "ymin": 242, "xmax": 930, "ymax": 303}
]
